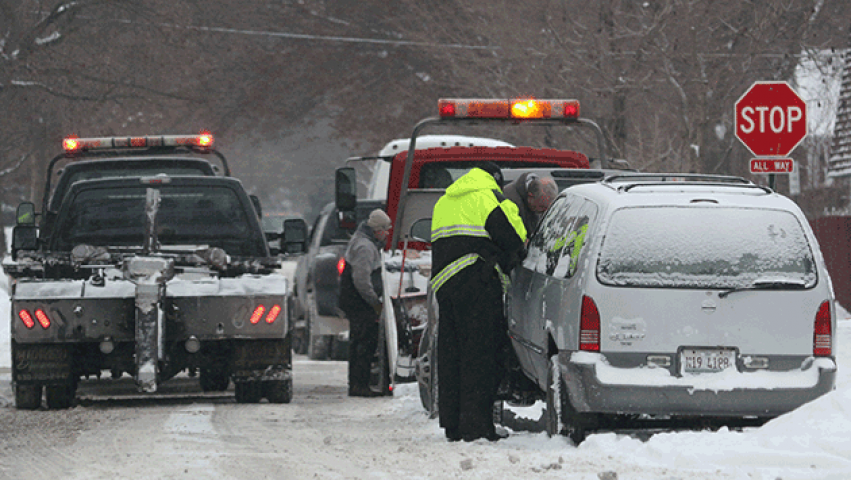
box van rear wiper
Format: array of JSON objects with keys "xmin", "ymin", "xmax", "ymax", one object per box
[{"xmin": 718, "ymin": 278, "xmax": 808, "ymax": 298}]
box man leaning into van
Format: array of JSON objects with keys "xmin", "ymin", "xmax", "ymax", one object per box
[{"xmin": 430, "ymin": 163, "xmax": 526, "ymax": 442}]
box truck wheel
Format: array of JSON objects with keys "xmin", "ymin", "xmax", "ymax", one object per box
[
  {"xmin": 199, "ymin": 368, "xmax": 230, "ymax": 392},
  {"xmin": 264, "ymin": 378, "xmax": 293, "ymax": 404},
  {"xmin": 330, "ymin": 338, "xmax": 349, "ymax": 360},
  {"xmin": 234, "ymin": 381, "xmax": 263, "ymax": 404},
  {"xmin": 46, "ymin": 383, "xmax": 76, "ymax": 410},
  {"xmin": 307, "ymin": 335, "xmax": 330, "ymax": 360},
  {"xmin": 15, "ymin": 384, "xmax": 42, "ymax": 410}
]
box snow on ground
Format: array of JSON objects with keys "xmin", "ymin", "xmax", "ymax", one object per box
[{"xmin": 1, "ymin": 265, "xmax": 850, "ymax": 479}]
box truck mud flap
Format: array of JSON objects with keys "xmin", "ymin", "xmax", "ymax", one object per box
[
  {"xmin": 231, "ymin": 338, "xmax": 292, "ymax": 381},
  {"xmin": 13, "ymin": 343, "xmax": 72, "ymax": 384}
]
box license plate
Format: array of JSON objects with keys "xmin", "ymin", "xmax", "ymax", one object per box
[{"xmin": 680, "ymin": 348, "xmax": 736, "ymax": 374}]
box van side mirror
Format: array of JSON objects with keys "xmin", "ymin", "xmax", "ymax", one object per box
[
  {"xmin": 335, "ymin": 167, "xmax": 357, "ymax": 212},
  {"xmin": 282, "ymin": 218, "xmax": 308, "ymax": 255}
]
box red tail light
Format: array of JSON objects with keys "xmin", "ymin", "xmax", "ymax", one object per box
[
  {"xmin": 249, "ymin": 305, "xmax": 266, "ymax": 325},
  {"xmin": 814, "ymin": 300, "xmax": 832, "ymax": 356},
  {"xmin": 34, "ymin": 309, "xmax": 51, "ymax": 329},
  {"xmin": 265, "ymin": 304, "xmax": 281, "ymax": 324},
  {"xmin": 18, "ymin": 310, "xmax": 35, "ymax": 329},
  {"xmin": 580, "ymin": 295, "xmax": 600, "ymax": 351},
  {"xmin": 337, "ymin": 257, "xmax": 346, "ymax": 276}
]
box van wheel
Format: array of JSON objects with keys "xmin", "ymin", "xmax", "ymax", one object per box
[
  {"xmin": 545, "ymin": 355, "xmax": 588, "ymax": 445},
  {"xmin": 45, "ymin": 382, "xmax": 76, "ymax": 409},
  {"xmin": 15, "ymin": 384, "xmax": 42, "ymax": 410}
]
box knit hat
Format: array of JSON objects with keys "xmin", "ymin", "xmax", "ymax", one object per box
[{"xmin": 367, "ymin": 209, "xmax": 392, "ymax": 231}]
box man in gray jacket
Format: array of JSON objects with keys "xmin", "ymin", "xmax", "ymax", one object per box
[
  {"xmin": 502, "ymin": 173, "xmax": 558, "ymax": 237},
  {"xmin": 338, "ymin": 209, "xmax": 392, "ymax": 397}
]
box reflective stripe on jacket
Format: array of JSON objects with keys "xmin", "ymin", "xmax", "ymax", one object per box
[{"xmin": 429, "ymin": 168, "xmax": 526, "ymax": 294}]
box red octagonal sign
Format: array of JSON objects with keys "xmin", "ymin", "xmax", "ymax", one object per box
[{"xmin": 735, "ymin": 81, "xmax": 807, "ymax": 157}]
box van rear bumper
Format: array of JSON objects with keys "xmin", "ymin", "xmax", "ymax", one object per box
[{"xmin": 562, "ymin": 352, "xmax": 837, "ymax": 417}]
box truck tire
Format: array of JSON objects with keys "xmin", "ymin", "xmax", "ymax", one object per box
[
  {"xmin": 264, "ymin": 379, "xmax": 293, "ymax": 404},
  {"xmin": 200, "ymin": 368, "xmax": 230, "ymax": 392},
  {"xmin": 46, "ymin": 383, "xmax": 76, "ymax": 410},
  {"xmin": 330, "ymin": 337, "xmax": 349, "ymax": 360},
  {"xmin": 15, "ymin": 384, "xmax": 42, "ymax": 410},
  {"xmin": 307, "ymin": 334, "xmax": 330, "ymax": 360},
  {"xmin": 234, "ymin": 381, "xmax": 263, "ymax": 404}
]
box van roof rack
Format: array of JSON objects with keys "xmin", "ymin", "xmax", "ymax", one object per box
[{"xmin": 602, "ymin": 173, "xmax": 773, "ymax": 194}]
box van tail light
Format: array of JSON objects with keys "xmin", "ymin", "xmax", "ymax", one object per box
[
  {"xmin": 579, "ymin": 295, "xmax": 600, "ymax": 351},
  {"xmin": 18, "ymin": 310, "xmax": 35, "ymax": 329},
  {"xmin": 337, "ymin": 257, "xmax": 346, "ymax": 276},
  {"xmin": 249, "ymin": 305, "xmax": 266, "ymax": 325},
  {"xmin": 813, "ymin": 300, "xmax": 832, "ymax": 356},
  {"xmin": 34, "ymin": 309, "xmax": 51, "ymax": 329},
  {"xmin": 265, "ymin": 304, "xmax": 281, "ymax": 324}
]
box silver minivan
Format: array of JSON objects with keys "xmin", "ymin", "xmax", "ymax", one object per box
[{"xmin": 506, "ymin": 174, "xmax": 837, "ymax": 442}]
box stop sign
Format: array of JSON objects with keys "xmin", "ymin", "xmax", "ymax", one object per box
[{"xmin": 735, "ymin": 81, "xmax": 807, "ymax": 157}]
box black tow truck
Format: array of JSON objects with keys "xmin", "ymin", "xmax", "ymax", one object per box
[{"xmin": 6, "ymin": 134, "xmax": 308, "ymax": 409}]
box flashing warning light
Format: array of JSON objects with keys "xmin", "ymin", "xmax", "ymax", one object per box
[
  {"xmin": 62, "ymin": 132, "xmax": 215, "ymax": 154},
  {"xmin": 63, "ymin": 136, "xmax": 81, "ymax": 153},
  {"xmin": 249, "ymin": 305, "xmax": 266, "ymax": 325},
  {"xmin": 198, "ymin": 131, "xmax": 214, "ymax": 148},
  {"xmin": 438, "ymin": 98, "xmax": 580, "ymax": 120},
  {"xmin": 337, "ymin": 257, "xmax": 346, "ymax": 276},
  {"xmin": 265, "ymin": 304, "xmax": 282, "ymax": 324},
  {"xmin": 18, "ymin": 310, "xmax": 35, "ymax": 329},
  {"xmin": 34, "ymin": 309, "xmax": 51, "ymax": 329}
]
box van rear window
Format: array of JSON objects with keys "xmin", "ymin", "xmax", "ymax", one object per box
[{"xmin": 597, "ymin": 207, "xmax": 816, "ymax": 289}]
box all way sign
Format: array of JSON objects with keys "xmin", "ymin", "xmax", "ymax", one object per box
[{"xmin": 750, "ymin": 158, "xmax": 794, "ymax": 174}]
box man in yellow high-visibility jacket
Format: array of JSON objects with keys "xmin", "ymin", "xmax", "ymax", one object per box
[{"xmin": 430, "ymin": 164, "xmax": 526, "ymax": 442}]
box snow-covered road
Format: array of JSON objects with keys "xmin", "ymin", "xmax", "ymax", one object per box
[{"xmin": 0, "ymin": 270, "xmax": 849, "ymax": 479}]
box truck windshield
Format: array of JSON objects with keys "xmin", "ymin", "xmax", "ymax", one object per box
[
  {"xmin": 55, "ymin": 185, "xmax": 260, "ymax": 256},
  {"xmin": 597, "ymin": 206, "xmax": 817, "ymax": 289}
]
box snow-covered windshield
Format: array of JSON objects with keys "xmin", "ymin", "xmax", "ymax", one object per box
[
  {"xmin": 597, "ymin": 206, "xmax": 817, "ymax": 289},
  {"xmin": 54, "ymin": 185, "xmax": 261, "ymax": 256}
]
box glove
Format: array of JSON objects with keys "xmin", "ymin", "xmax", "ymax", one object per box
[{"xmin": 372, "ymin": 302, "xmax": 383, "ymax": 316}]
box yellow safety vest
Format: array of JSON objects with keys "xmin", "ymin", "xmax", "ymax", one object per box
[{"xmin": 429, "ymin": 168, "xmax": 526, "ymax": 293}]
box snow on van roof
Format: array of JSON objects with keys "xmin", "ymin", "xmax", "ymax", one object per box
[{"xmin": 377, "ymin": 135, "xmax": 513, "ymax": 157}]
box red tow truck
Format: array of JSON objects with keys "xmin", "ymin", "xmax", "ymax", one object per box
[{"xmin": 335, "ymin": 98, "xmax": 611, "ymax": 399}]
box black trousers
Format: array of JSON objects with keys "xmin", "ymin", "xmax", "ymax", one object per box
[
  {"xmin": 346, "ymin": 306, "xmax": 379, "ymax": 391},
  {"xmin": 436, "ymin": 262, "xmax": 507, "ymax": 440}
]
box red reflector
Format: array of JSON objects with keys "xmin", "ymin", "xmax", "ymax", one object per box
[
  {"xmin": 34, "ymin": 309, "xmax": 51, "ymax": 329},
  {"xmin": 438, "ymin": 101, "xmax": 456, "ymax": 118},
  {"xmin": 265, "ymin": 304, "xmax": 282, "ymax": 324},
  {"xmin": 337, "ymin": 257, "xmax": 346, "ymax": 276},
  {"xmin": 130, "ymin": 137, "xmax": 147, "ymax": 147},
  {"xmin": 579, "ymin": 295, "xmax": 600, "ymax": 352},
  {"xmin": 814, "ymin": 300, "xmax": 832, "ymax": 356},
  {"xmin": 63, "ymin": 136, "xmax": 80, "ymax": 152},
  {"xmin": 18, "ymin": 310, "xmax": 35, "ymax": 329},
  {"xmin": 249, "ymin": 305, "xmax": 266, "ymax": 325}
]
